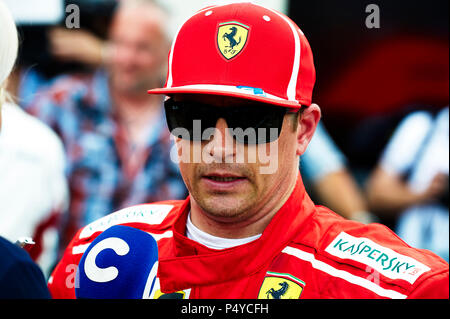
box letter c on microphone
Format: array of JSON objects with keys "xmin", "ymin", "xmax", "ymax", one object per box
[
  {"xmin": 76, "ymin": 225, "xmax": 159, "ymax": 299},
  {"xmin": 83, "ymin": 237, "xmax": 130, "ymax": 283}
]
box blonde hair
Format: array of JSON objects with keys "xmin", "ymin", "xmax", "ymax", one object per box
[{"xmin": 0, "ymin": 0, "xmax": 19, "ymax": 107}]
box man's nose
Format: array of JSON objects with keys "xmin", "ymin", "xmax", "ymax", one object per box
[
  {"xmin": 112, "ymin": 44, "xmax": 137, "ymax": 65},
  {"xmin": 207, "ymin": 118, "xmax": 235, "ymax": 162}
]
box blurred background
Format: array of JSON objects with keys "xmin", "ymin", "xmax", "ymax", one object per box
[{"xmin": 1, "ymin": 0, "xmax": 448, "ymax": 277}]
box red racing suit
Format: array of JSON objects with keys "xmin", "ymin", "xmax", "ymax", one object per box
[{"xmin": 48, "ymin": 175, "xmax": 449, "ymax": 299}]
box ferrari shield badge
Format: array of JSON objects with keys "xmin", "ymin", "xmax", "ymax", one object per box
[
  {"xmin": 217, "ymin": 21, "xmax": 249, "ymax": 60},
  {"xmin": 258, "ymin": 271, "xmax": 305, "ymax": 299}
]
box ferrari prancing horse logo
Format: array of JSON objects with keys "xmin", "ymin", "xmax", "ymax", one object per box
[
  {"xmin": 217, "ymin": 21, "xmax": 249, "ymax": 60},
  {"xmin": 258, "ymin": 272, "xmax": 305, "ymax": 299}
]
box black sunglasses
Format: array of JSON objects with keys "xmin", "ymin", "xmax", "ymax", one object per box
[{"xmin": 164, "ymin": 98, "xmax": 299, "ymax": 144}]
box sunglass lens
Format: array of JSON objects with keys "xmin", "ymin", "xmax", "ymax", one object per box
[
  {"xmin": 227, "ymin": 106, "xmax": 285, "ymax": 144},
  {"xmin": 164, "ymin": 99, "xmax": 287, "ymax": 144}
]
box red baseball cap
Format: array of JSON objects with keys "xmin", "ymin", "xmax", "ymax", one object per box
[{"xmin": 148, "ymin": 2, "xmax": 316, "ymax": 109}]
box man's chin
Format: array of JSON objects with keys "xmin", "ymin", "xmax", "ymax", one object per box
[
  {"xmin": 110, "ymin": 75, "xmax": 145, "ymax": 93},
  {"xmin": 194, "ymin": 193, "xmax": 254, "ymax": 221}
]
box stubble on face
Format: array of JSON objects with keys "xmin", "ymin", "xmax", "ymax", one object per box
[{"xmin": 188, "ymin": 162, "xmax": 260, "ymax": 220}]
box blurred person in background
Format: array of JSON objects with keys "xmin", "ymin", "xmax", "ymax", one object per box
[
  {"xmin": 288, "ymin": 0, "xmax": 448, "ymax": 235},
  {"xmin": 302, "ymin": 121, "xmax": 376, "ymax": 224},
  {"xmin": 0, "ymin": 0, "xmax": 69, "ymax": 277},
  {"xmin": 6, "ymin": 0, "xmax": 117, "ymax": 106},
  {"xmin": 366, "ymin": 106, "xmax": 449, "ymax": 261},
  {"xmin": 0, "ymin": 0, "xmax": 52, "ymax": 298},
  {"xmin": 23, "ymin": 0, "xmax": 187, "ymax": 250}
]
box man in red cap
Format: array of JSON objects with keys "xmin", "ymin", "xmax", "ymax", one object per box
[{"xmin": 48, "ymin": 2, "xmax": 448, "ymax": 299}]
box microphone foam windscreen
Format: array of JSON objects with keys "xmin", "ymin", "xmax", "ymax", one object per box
[{"xmin": 76, "ymin": 225, "xmax": 158, "ymax": 299}]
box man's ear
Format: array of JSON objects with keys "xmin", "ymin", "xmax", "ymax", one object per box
[{"xmin": 296, "ymin": 103, "xmax": 321, "ymax": 156}]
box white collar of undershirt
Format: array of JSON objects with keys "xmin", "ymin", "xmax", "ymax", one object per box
[{"xmin": 186, "ymin": 212, "xmax": 261, "ymax": 250}]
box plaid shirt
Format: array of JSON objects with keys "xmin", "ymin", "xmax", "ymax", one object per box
[{"xmin": 24, "ymin": 70, "xmax": 187, "ymax": 246}]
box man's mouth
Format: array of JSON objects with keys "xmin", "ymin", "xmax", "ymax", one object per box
[
  {"xmin": 204, "ymin": 176, "xmax": 246, "ymax": 182},
  {"xmin": 202, "ymin": 171, "xmax": 248, "ymax": 183}
]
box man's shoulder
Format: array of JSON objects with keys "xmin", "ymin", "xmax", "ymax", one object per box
[
  {"xmin": 290, "ymin": 207, "xmax": 449, "ymax": 298},
  {"xmin": 2, "ymin": 103, "xmax": 66, "ymax": 163},
  {"xmin": 0, "ymin": 236, "xmax": 31, "ymax": 270},
  {"xmin": 69, "ymin": 200, "xmax": 185, "ymax": 252},
  {"xmin": 0, "ymin": 237, "xmax": 51, "ymax": 298}
]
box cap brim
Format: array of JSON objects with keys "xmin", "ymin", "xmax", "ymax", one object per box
[{"xmin": 148, "ymin": 85, "xmax": 307, "ymax": 109}]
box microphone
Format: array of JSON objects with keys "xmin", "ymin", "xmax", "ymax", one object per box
[{"xmin": 75, "ymin": 225, "xmax": 158, "ymax": 299}]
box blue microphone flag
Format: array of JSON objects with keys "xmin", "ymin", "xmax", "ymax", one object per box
[{"xmin": 76, "ymin": 225, "xmax": 158, "ymax": 299}]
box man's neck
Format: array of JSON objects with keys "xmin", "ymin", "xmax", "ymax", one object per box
[
  {"xmin": 186, "ymin": 212, "xmax": 262, "ymax": 250},
  {"xmin": 113, "ymin": 87, "xmax": 160, "ymax": 110}
]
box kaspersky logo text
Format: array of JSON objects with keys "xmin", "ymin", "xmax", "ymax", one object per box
[{"xmin": 325, "ymin": 232, "xmax": 431, "ymax": 284}]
